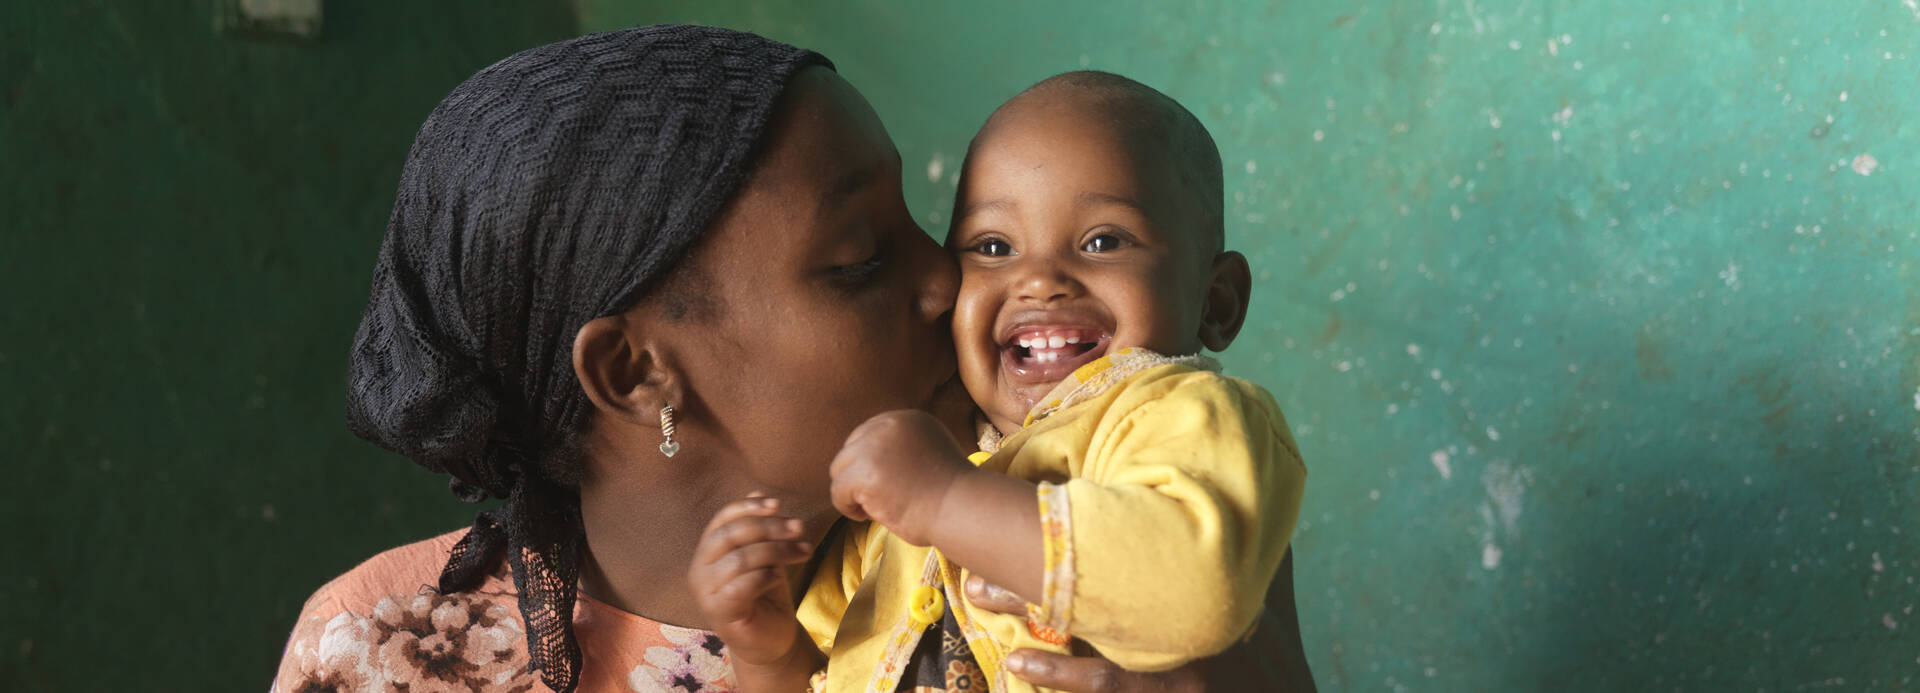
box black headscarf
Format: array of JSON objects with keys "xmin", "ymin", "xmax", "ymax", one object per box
[{"xmin": 345, "ymin": 25, "xmax": 830, "ymax": 692}]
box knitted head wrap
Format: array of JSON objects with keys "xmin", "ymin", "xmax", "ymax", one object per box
[{"xmin": 345, "ymin": 25, "xmax": 829, "ymax": 692}]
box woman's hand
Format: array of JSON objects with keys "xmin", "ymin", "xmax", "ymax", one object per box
[
  {"xmin": 961, "ymin": 547, "xmax": 1319, "ymax": 693},
  {"xmin": 962, "ymin": 576, "xmax": 1204, "ymax": 693}
]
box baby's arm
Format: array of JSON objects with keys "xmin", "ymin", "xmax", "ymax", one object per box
[
  {"xmin": 831, "ymin": 378, "xmax": 1305, "ymax": 672},
  {"xmin": 828, "ymin": 410, "xmax": 1045, "ymax": 600},
  {"xmin": 687, "ymin": 496, "xmax": 824, "ymax": 693}
]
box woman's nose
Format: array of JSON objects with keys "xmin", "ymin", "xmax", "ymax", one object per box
[{"xmin": 912, "ymin": 230, "xmax": 960, "ymax": 323}]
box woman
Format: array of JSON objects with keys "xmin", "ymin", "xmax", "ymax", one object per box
[{"xmin": 272, "ymin": 25, "xmax": 1313, "ymax": 693}]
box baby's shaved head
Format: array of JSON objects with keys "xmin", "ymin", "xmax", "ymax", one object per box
[{"xmin": 976, "ymin": 70, "xmax": 1225, "ymax": 256}]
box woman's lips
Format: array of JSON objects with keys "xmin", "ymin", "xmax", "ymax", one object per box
[{"xmin": 1000, "ymin": 326, "xmax": 1110, "ymax": 384}]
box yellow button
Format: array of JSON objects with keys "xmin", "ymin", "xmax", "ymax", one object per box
[
  {"xmin": 966, "ymin": 451, "xmax": 992, "ymax": 466},
  {"xmin": 909, "ymin": 584, "xmax": 946, "ymax": 625}
]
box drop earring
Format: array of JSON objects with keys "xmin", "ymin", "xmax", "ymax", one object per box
[{"xmin": 658, "ymin": 405, "xmax": 681, "ymax": 457}]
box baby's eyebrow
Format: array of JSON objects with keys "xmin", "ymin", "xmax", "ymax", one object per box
[
  {"xmin": 1076, "ymin": 191, "xmax": 1150, "ymax": 216},
  {"xmin": 955, "ymin": 197, "xmax": 1013, "ymax": 222}
]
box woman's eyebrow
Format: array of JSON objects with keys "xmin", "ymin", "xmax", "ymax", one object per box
[{"xmin": 816, "ymin": 156, "xmax": 897, "ymax": 221}]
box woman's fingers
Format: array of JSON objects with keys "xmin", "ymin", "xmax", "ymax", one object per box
[
  {"xmin": 1004, "ymin": 649, "xmax": 1203, "ymax": 693},
  {"xmin": 963, "ymin": 574, "xmax": 1028, "ymax": 614}
]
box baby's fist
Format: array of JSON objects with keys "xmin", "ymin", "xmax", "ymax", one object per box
[{"xmin": 829, "ymin": 409, "xmax": 973, "ymax": 546}]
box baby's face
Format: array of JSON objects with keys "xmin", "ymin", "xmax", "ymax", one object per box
[{"xmin": 947, "ymin": 99, "xmax": 1218, "ymax": 433}]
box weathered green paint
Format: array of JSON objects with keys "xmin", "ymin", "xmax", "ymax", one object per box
[
  {"xmin": 2, "ymin": 2, "xmax": 574, "ymax": 689},
  {"xmin": 580, "ymin": 2, "xmax": 1920, "ymax": 690},
  {"xmin": 9, "ymin": 1, "xmax": 1917, "ymax": 690}
]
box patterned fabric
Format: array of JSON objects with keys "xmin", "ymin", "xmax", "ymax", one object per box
[
  {"xmin": 273, "ymin": 530, "xmax": 740, "ymax": 693},
  {"xmin": 892, "ymin": 611, "xmax": 983, "ymax": 693}
]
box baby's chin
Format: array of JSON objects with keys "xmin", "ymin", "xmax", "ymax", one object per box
[{"xmin": 986, "ymin": 380, "xmax": 1061, "ymax": 434}]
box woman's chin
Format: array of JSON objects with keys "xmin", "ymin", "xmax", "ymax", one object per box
[{"xmin": 926, "ymin": 372, "xmax": 980, "ymax": 444}]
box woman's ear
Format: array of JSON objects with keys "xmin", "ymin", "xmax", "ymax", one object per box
[
  {"xmin": 1198, "ymin": 251, "xmax": 1253, "ymax": 352},
  {"xmin": 573, "ymin": 313, "xmax": 682, "ymax": 427}
]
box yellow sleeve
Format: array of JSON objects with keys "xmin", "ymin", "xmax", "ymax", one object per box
[
  {"xmin": 1038, "ymin": 376, "xmax": 1306, "ymax": 671},
  {"xmin": 797, "ymin": 520, "xmax": 884, "ymax": 654}
]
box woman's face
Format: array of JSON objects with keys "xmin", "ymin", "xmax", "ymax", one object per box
[{"xmin": 665, "ymin": 67, "xmax": 968, "ymax": 515}]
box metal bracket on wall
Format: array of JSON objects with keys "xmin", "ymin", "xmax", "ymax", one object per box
[{"xmin": 216, "ymin": 0, "xmax": 322, "ymax": 41}]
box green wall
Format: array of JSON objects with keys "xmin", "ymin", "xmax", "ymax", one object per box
[
  {"xmin": 575, "ymin": 2, "xmax": 1919, "ymax": 691},
  {"xmin": 7, "ymin": 1, "xmax": 1917, "ymax": 690},
  {"xmin": 1, "ymin": 2, "xmax": 574, "ymax": 689}
]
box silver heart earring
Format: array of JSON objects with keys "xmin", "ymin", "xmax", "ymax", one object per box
[{"xmin": 658, "ymin": 405, "xmax": 681, "ymax": 457}]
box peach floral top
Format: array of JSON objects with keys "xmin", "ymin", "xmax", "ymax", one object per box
[{"xmin": 272, "ymin": 530, "xmax": 739, "ymax": 693}]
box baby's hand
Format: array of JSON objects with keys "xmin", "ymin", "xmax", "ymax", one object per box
[
  {"xmin": 829, "ymin": 409, "xmax": 974, "ymax": 547},
  {"xmin": 687, "ymin": 495, "xmax": 814, "ymax": 666}
]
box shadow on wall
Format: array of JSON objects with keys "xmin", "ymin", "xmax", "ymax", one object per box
[{"xmin": 3, "ymin": 1, "xmax": 576, "ymax": 690}]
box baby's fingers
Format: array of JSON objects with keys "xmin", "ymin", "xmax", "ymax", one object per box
[
  {"xmin": 712, "ymin": 540, "xmax": 815, "ymax": 583},
  {"xmin": 695, "ymin": 504, "xmax": 804, "ymax": 565}
]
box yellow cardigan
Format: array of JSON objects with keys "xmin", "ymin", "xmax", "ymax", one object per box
[{"xmin": 799, "ymin": 350, "xmax": 1306, "ymax": 693}]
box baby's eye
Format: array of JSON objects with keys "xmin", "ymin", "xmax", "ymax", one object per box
[
  {"xmin": 1082, "ymin": 234, "xmax": 1123, "ymax": 253},
  {"xmin": 972, "ymin": 239, "xmax": 1013, "ymax": 257}
]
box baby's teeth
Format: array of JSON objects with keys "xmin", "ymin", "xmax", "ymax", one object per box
[
  {"xmin": 1065, "ymin": 336, "xmax": 1080, "ymax": 344},
  {"xmin": 1048, "ymin": 336, "xmax": 1067, "ymax": 348}
]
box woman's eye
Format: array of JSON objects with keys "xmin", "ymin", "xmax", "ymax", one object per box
[
  {"xmin": 831, "ymin": 256, "xmax": 883, "ymax": 281},
  {"xmin": 973, "ymin": 239, "xmax": 1013, "ymax": 257},
  {"xmin": 1082, "ymin": 234, "xmax": 1122, "ymax": 253}
]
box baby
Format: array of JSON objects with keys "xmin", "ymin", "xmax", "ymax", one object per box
[{"xmin": 691, "ymin": 71, "xmax": 1306, "ymax": 693}]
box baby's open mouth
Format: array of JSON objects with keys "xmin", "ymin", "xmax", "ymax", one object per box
[{"xmin": 1001, "ymin": 326, "xmax": 1111, "ymax": 383}]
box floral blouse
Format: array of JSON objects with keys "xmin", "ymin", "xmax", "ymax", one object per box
[{"xmin": 272, "ymin": 530, "xmax": 738, "ymax": 693}]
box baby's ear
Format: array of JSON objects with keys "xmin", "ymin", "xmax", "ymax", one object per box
[{"xmin": 1198, "ymin": 251, "xmax": 1252, "ymax": 352}]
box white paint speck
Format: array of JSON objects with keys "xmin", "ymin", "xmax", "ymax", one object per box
[
  {"xmin": 1840, "ymin": 90, "xmax": 1850, "ymax": 102},
  {"xmin": 1886, "ymin": 613, "xmax": 1899, "ymax": 630},
  {"xmin": 1508, "ymin": 40, "xmax": 1520, "ymax": 50},
  {"xmin": 1245, "ymin": 160, "xmax": 1258, "ymax": 174},
  {"xmin": 1369, "ymin": 489, "xmax": 1381, "ymax": 501},
  {"xmin": 1406, "ymin": 343, "xmax": 1421, "ymax": 357},
  {"xmin": 1852, "ymin": 153, "xmax": 1879, "ymax": 176},
  {"xmin": 1719, "ymin": 261, "xmax": 1740, "ymax": 288},
  {"xmin": 926, "ymin": 153, "xmax": 946, "ymax": 183},
  {"xmin": 1482, "ymin": 459, "xmax": 1531, "ymax": 533},
  {"xmin": 1481, "ymin": 542, "xmax": 1503, "ymax": 569},
  {"xmin": 1312, "ymin": 129, "xmax": 1325, "ymax": 142},
  {"xmin": 1873, "ymin": 552, "xmax": 1886, "ymax": 572},
  {"xmin": 1430, "ymin": 450, "xmax": 1453, "ymax": 479}
]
